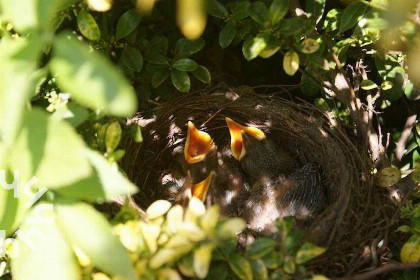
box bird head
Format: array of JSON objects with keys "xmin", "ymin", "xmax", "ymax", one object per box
[
  {"xmin": 184, "ymin": 121, "xmax": 215, "ymax": 164},
  {"xmin": 177, "ymin": 171, "xmax": 215, "ymax": 205},
  {"xmin": 225, "ymin": 117, "xmax": 265, "ymax": 161}
]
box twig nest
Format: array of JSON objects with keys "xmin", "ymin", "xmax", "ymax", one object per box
[{"xmin": 122, "ymin": 87, "xmax": 397, "ymax": 276}]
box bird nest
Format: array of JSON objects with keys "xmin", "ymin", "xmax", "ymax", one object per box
[{"xmin": 122, "ymin": 86, "xmax": 397, "ymax": 276}]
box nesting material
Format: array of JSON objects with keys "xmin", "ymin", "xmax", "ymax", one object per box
[{"xmin": 122, "ymin": 86, "xmax": 397, "ymax": 276}]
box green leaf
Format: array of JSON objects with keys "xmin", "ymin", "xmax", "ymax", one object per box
[
  {"xmin": 10, "ymin": 109, "xmax": 91, "ymax": 189},
  {"xmin": 51, "ymin": 33, "xmax": 137, "ymax": 117},
  {"xmin": 381, "ymin": 80, "xmax": 394, "ymax": 90},
  {"xmin": 269, "ymin": 0, "xmax": 289, "ymax": 24},
  {"xmin": 116, "ymin": 9, "xmax": 142, "ymax": 40},
  {"xmin": 192, "ymin": 66, "xmax": 211, "ymax": 84},
  {"xmin": 121, "ymin": 47, "xmax": 143, "ymax": 72},
  {"xmin": 295, "ymin": 242, "xmax": 326, "ymax": 264},
  {"xmin": 77, "ymin": 10, "xmax": 101, "ymax": 41},
  {"xmin": 172, "ymin": 58, "xmax": 199, "ymax": 71},
  {"xmin": 324, "ymin": 9, "xmax": 341, "ymax": 32},
  {"xmin": 152, "ymin": 68, "xmax": 171, "ymax": 88},
  {"xmin": 0, "ymin": 168, "xmax": 29, "ymax": 236},
  {"xmin": 283, "ymin": 51, "xmax": 299, "ymax": 76},
  {"xmin": 171, "ymin": 69, "xmax": 190, "ymax": 92},
  {"xmin": 219, "ymin": 22, "xmax": 237, "ymax": 49},
  {"xmin": 242, "ymin": 36, "xmax": 267, "ymax": 61},
  {"xmin": 130, "ymin": 125, "xmax": 143, "ymax": 143},
  {"xmin": 174, "ymin": 38, "xmax": 205, "ymax": 59},
  {"xmin": 52, "ymin": 102, "xmax": 89, "ymax": 127},
  {"xmin": 144, "ymin": 51, "xmax": 169, "ymax": 65},
  {"xmin": 232, "ymin": 2, "xmax": 250, "ymax": 19},
  {"xmin": 228, "ymin": 253, "xmax": 253, "ymax": 280},
  {"xmin": 249, "ymin": 1, "xmax": 269, "ymax": 25},
  {"xmin": 306, "ymin": 0, "xmax": 326, "ymax": 24},
  {"xmin": 207, "ymin": 0, "xmax": 228, "ymax": 18},
  {"xmin": 401, "ymin": 234, "xmax": 420, "ymax": 263},
  {"xmin": 247, "ymin": 237, "xmax": 277, "ymax": 259},
  {"xmin": 0, "ymin": 0, "xmax": 64, "ymax": 33},
  {"xmin": 55, "ymin": 200, "xmax": 137, "ymax": 279},
  {"xmin": 301, "ymin": 38, "xmax": 320, "ymax": 54},
  {"xmin": 360, "ymin": 79, "xmax": 378, "ymax": 90},
  {"xmin": 0, "ymin": 37, "xmax": 42, "ymax": 145},
  {"xmin": 300, "ymin": 75, "xmax": 320, "ymax": 96},
  {"xmin": 11, "ymin": 203, "xmax": 79, "ymax": 280},
  {"xmin": 56, "ymin": 149, "xmax": 137, "ymax": 201},
  {"xmin": 194, "ymin": 244, "xmax": 215, "ymax": 278},
  {"xmin": 339, "ymin": 1, "xmax": 367, "ymax": 33},
  {"xmin": 278, "ymin": 18, "xmax": 307, "ymax": 35},
  {"xmin": 250, "ymin": 259, "xmax": 268, "ymax": 280},
  {"xmin": 105, "ymin": 121, "xmax": 122, "ymax": 152}
]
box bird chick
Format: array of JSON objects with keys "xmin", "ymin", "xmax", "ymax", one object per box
[
  {"xmin": 225, "ymin": 117, "xmax": 326, "ymax": 234},
  {"xmin": 225, "ymin": 117, "xmax": 297, "ymax": 184}
]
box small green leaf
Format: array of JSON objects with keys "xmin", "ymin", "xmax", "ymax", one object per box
[
  {"xmin": 301, "ymin": 38, "xmax": 320, "ymax": 54},
  {"xmin": 249, "ymin": 1, "xmax": 269, "ymax": 25},
  {"xmin": 269, "ymin": 0, "xmax": 289, "ymax": 24},
  {"xmin": 324, "ymin": 9, "xmax": 341, "ymax": 32},
  {"xmin": 207, "ymin": 0, "xmax": 228, "ymax": 18},
  {"xmin": 401, "ymin": 235, "xmax": 420, "ymax": 263},
  {"xmin": 242, "ymin": 36, "xmax": 267, "ymax": 61},
  {"xmin": 301, "ymin": 73, "xmax": 320, "ymax": 96},
  {"xmin": 250, "ymin": 259, "xmax": 268, "ymax": 280},
  {"xmin": 192, "ymin": 66, "xmax": 211, "ymax": 84},
  {"xmin": 381, "ymin": 80, "xmax": 394, "ymax": 90},
  {"xmin": 144, "ymin": 51, "xmax": 169, "ymax": 65},
  {"xmin": 52, "ymin": 102, "xmax": 89, "ymax": 127},
  {"xmin": 232, "ymin": 2, "xmax": 250, "ymax": 19},
  {"xmin": 51, "ymin": 33, "xmax": 137, "ymax": 117},
  {"xmin": 278, "ymin": 18, "xmax": 307, "ymax": 35},
  {"xmin": 295, "ymin": 243, "xmax": 326, "ymax": 264},
  {"xmin": 306, "ymin": 0, "xmax": 326, "ymax": 24},
  {"xmin": 77, "ymin": 10, "xmax": 101, "ymax": 41},
  {"xmin": 361, "ymin": 79, "xmax": 378, "ymax": 90},
  {"xmin": 105, "ymin": 121, "xmax": 122, "ymax": 152},
  {"xmin": 131, "ymin": 125, "xmax": 143, "ymax": 143},
  {"xmin": 283, "ymin": 51, "xmax": 299, "ymax": 76},
  {"xmin": 121, "ymin": 47, "xmax": 143, "ymax": 72},
  {"xmin": 55, "ymin": 200, "xmax": 137, "ymax": 280},
  {"xmin": 247, "ymin": 238, "xmax": 277, "ymax": 259},
  {"xmin": 152, "ymin": 68, "xmax": 171, "ymax": 88},
  {"xmin": 228, "ymin": 253, "xmax": 253, "ymax": 280},
  {"xmin": 283, "ymin": 257, "xmax": 296, "ymax": 274},
  {"xmin": 174, "ymin": 38, "xmax": 205, "ymax": 59},
  {"xmin": 172, "ymin": 58, "xmax": 198, "ymax": 71},
  {"xmin": 11, "ymin": 203, "xmax": 79, "ymax": 280},
  {"xmin": 339, "ymin": 1, "xmax": 367, "ymax": 33},
  {"xmin": 171, "ymin": 69, "xmax": 191, "ymax": 92},
  {"xmin": 116, "ymin": 9, "xmax": 142, "ymax": 40},
  {"xmin": 219, "ymin": 22, "xmax": 237, "ymax": 49},
  {"xmin": 194, "ymin": 243, "xmax": 215, "ymax": 278}
]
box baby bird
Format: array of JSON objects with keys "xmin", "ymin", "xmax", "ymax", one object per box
[
  {"xmin": 225, "ymin": 118, "xmax": 326, "ymax": 234},
  {"xmin": 225, "ymin": 117, "xmax": 297, "ymax": 183}
]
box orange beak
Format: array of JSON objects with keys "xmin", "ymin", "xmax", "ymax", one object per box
[
  {"xmin": 225, "ymin": 117, "xmax": 265, "ymax": 161},
  {"xmin": 184, "ymin": 122, "xmax": 215, "ymax": 164},
  {"xmin": 191, "ymin": 171, "xmax": 214, "ymax": 201}
]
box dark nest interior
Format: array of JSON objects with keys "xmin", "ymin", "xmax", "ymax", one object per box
[{"xmin": 122, "ymin": 85, "xmax": 399, "ymax": 277}]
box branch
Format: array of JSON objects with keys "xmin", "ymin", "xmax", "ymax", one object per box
[
  {"xmin": 395, "ymin": 113, "xmax": 418, "ymax": 162},
  {"xmin": 333, "ymin": 262, "xmax": 420, "ymax": 280}
]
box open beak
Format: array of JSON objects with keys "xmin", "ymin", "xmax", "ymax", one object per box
[
  {"xmin": 191, "ymin": 171, "xmax": 214, "ymax": 201},
  {"xmin": 184, "ymin": 121, "xmax": 215, "ymax": 164},
  {"xmin": 225, "ymin": 117, "xmax": 265, "ymax": 161}
]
